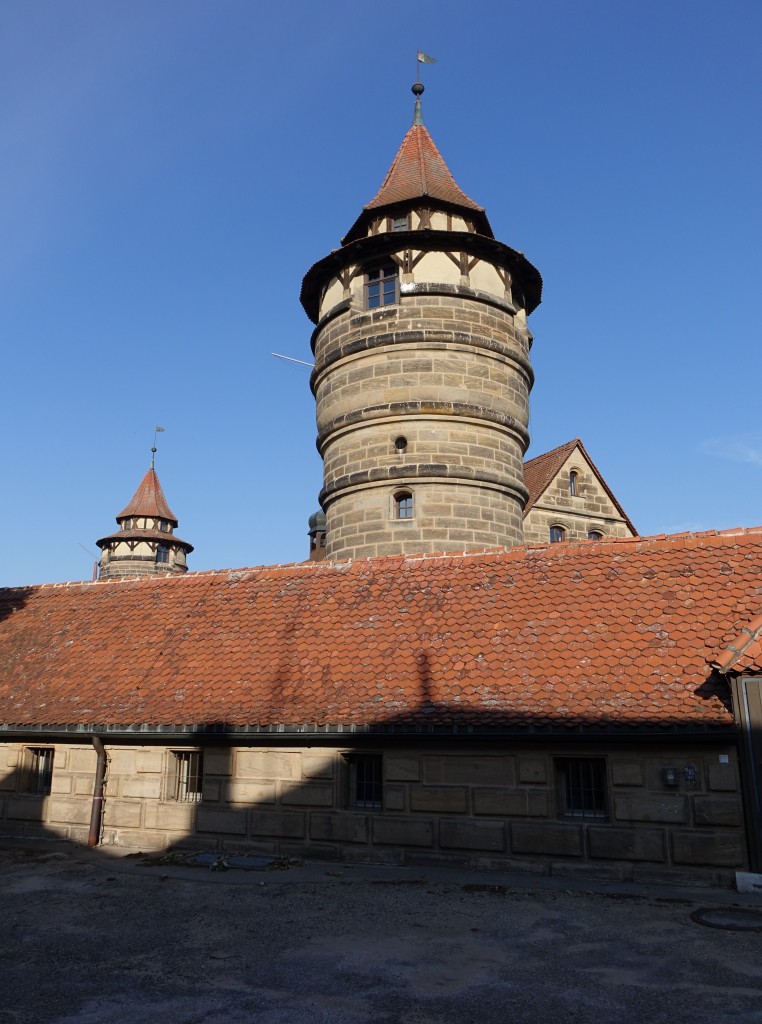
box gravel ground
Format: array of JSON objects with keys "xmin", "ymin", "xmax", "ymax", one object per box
[{"xmin": 2, "ymin": 843, "xmax": 762, "ymax": 1024}]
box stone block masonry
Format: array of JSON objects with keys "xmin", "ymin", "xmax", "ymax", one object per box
[
  {"xmin": 0, "ymin": 740, "xmax": 748, "ymax": 883},
  {"xmin": 313, "ymin": 291, "xmax": 533, "ymax": 560}
]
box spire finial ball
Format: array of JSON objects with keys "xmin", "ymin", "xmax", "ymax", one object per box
[{"xmin": 412, "ymin": 82, "xmax": 424, "ymax": 97}]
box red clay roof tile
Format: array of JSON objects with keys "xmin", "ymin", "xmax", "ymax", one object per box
[
  {"xmin": 364, "ymin": 124, "xmax": 484, "ymax": 214},
  {"xmin": 116, "ymin": 468, "xmax": 177, "ymax": 523},
  {"xmin": 1, "ymin": 529, "xmax": 760, "ymax": 733}
]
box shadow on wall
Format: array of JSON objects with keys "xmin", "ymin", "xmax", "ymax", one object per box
[{"xmin": 1, "ymin": 675, "xmax": 757, "ymax": 881}]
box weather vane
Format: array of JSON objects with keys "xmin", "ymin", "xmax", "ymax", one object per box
[
  {"xmin": 151, "ymin": 425, "xmax": 165, "ymax": 468},
  {"xmin": 416, "ymin": 50, "xmax": 436, "ymax": 82},
  {"xmin": 414, "ymin": 51, "xmax": 436, "ymax": 124}
]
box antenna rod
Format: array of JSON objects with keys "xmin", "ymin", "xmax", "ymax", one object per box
[{"xmin": 271, "ymin": 353, "xmax": 314, "ymax": 367}]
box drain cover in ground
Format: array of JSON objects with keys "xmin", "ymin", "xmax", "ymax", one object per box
[{"xmin": 690, "ymin": 907, "xmax": 762, "ymax": 931}]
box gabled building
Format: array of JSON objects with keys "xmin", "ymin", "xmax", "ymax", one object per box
[
  {"xmin": 523, "ymin": 439, "xmax": 637, "ymax": 545},
  {"xmin": 0, "ymin": 531, "xmax": 760, "ymax": 881}
]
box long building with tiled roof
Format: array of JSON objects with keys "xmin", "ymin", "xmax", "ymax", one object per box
[
  {"xmin": 0, "ymin": 530, "xmax": 755, "ymax": 734},
  {"xmin": 2, "ymin": 80, "xmax": 761, "ymax": 882}
]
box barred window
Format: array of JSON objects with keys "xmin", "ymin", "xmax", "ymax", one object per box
[
  {"xmin": 169, "ymin": 751, "xmax": 204, "ymax": 803},
  {"xmin": 556, "ymin": 758, "xmax": 608, "ymax": 820},
  {"xmin": 25, "ymin": 747, "xmax": 54, "ymax": 795},
  {"xmin": 346, "ymin": 754, "xmax": 382, "ymax": 810}
]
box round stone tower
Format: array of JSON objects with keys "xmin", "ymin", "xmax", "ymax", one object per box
[{"xmin": 300, "ymin": 86, "xmax": 542, "ymax": 561}]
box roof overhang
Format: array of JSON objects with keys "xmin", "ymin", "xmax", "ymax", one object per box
[{"xmin": 301, "ymin": 229, "xmax": 542, "ymax": 324}]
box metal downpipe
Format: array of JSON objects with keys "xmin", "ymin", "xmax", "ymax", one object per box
[{"xmin": 88, "ymin": 735, "xmax": 106, "ymax": 848}]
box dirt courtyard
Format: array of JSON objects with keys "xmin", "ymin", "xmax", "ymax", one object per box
[{"xmin": 2, "ymin": 842, "xmax": 762, "ymax": 1024}]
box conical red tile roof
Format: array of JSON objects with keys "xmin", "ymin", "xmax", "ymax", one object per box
[
  {"xmin": 365, "ymin": 123, "xmax": 484, "ymax": 213},
  {"xmin": 117, "ymin": 468, "xmax": 177, "ymax": 524}
]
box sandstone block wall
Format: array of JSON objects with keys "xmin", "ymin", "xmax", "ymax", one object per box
[
  {"xmin": 313, "ymin": 289, "xmax": 533, "ymax": 560},
  {"xmin": 0, "ymin": 739, "xmax": 748, "ymax": 883}
]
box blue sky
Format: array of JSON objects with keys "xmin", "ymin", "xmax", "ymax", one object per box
[{"xmin": 2, "ymin": 0, "xmax": 760, "ymax": 587}]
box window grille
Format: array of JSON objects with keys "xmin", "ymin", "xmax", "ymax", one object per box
[
  {"xmin": 171, "ymin": 751, "xmax": 204, "ymax": 803},
  {"xmin": 556, "ymin": 758, "xmax": 608, "ymax": 820},
  {"xmin": 26, "ymin": 747, "xmax": 54, "ymax": 795},
  {"xmin": 348, "ymin": 754, "xmax": 382, "ymax": 810}
]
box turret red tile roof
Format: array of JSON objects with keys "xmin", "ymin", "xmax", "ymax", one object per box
[
  {"xmin": 2, "ymin": 529, "xmax": 761, "ymax": 735},
  {"xmin": 116, "ymin": 468, "xmax": 177, "ymax": 524},
  {"xmin": 365, "ymin": 123, "xmax": 485, "ymax": 214}
]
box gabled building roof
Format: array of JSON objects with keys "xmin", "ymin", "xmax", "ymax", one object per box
[
  {"xmin": 116, "ymin": 468, "xmax": 178, "ymax": 524},
  {"xmin": 523, "ymin": 438, "xmax": 637, "ymax": 533},
  {"xmin": 2, "ymin": 529, "xmax": 761, "ymax": 737}
]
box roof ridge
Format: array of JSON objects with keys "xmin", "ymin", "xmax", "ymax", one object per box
[{"xmin": 4, "ymin": 525, "xmax": 762, "ymax": 594}]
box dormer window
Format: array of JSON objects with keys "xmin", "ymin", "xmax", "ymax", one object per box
[
  {"xmin": 366, "ymin": 263, "xmax": 399, "ymax": 309},
  {"xmin": 569, "ymin": 471, "xmax": 578, "ymax": 496}
]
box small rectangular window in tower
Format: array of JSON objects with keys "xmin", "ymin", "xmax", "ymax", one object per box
[
  {"xmin": 25, "ymin": 747, "xmax": 54, "ymax": 795},
  {"xmin": 394, "ymin": 492, "xmax": 413, "ymax": 519},
  {"xmin": 346, "ymin": 753, "xmax": 383, "ymax": 810},
  {"xmin": 156, "ymin": 543, "xmax": 170, "ymax": 563},
  {"xmin": 391, "ymin": 215, "xmax": 408, "ymax": 232},
  {"xmin": 168, "ymin": 751, "xmax": 204, "ymax": 803},
  {"xmin": 366, "ymin": 263, "xmax": 399, "ymax": 309},
  {"xmin": 556, "ymin": 758, "xmax": 608, "ymax": 820}
]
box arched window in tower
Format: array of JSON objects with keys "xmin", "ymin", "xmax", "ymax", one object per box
[
  {"xmin": 366, "ymin": 263, "xmax": 399, "ymax": 309},
  {"xmin": 569, "ymin": 470, "xmax": 578, "ymax": 496},
  {"xmin": 549, "ymin": 525, "xmax": 566, "ymax": 544},
  {"xmin": 394, "ymin": 491, "xmax": 414, "ymax": 520},
  {"xmin": 156, "ymin": 543, "xmax": 170, "ymax": 564}
]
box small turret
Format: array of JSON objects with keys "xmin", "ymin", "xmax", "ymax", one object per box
[
  {"xmin": 307, "ymin": 509, "xmax": 327, "ymax": 562},
  {"xmin": 96, "ymin": 465, "xmax": 193, "ymax": 580}
]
